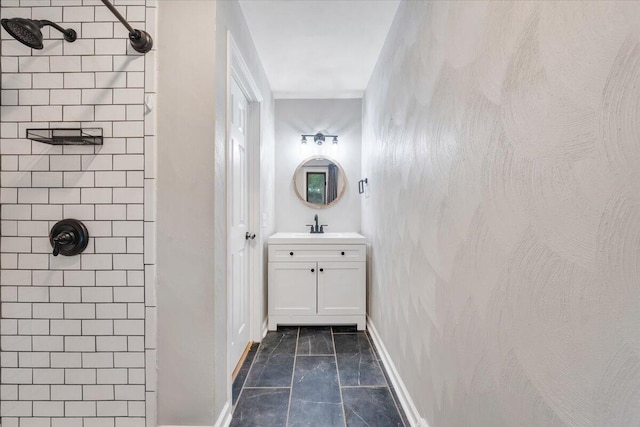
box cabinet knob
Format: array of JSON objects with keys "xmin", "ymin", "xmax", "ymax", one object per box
[
  {"xmin": 341, "ymin": 251, "xmax": 345, "ymax": 256},
  {"xmin": 311, "ymin": 268, "xmax": 315, "ymax": 273},
  {"xmin": 319, "ymin": 268, "xmax": 324, "ymax": 272},
  {"xmin": 290, "ymin": 252, "xmax": 294, "ymax": 256}
]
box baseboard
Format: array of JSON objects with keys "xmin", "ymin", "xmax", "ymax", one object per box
[
  {"xmin": 214, "ymin": 400, "xmax": 232, "ymax": 427},
  {"xmin": 158, "ymin": 400, "xmax": 230, "ymax": 427},
  {"xmin": 367, "ymin": 317, "xmax": 429, "ymax": 427},
  {"xmin": 261, "ymin": 317, "xmax": 268, "ymax": 339}
]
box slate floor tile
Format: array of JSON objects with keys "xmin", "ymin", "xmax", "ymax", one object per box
[
  {"xmin": 231, "ymin": 388, "xmax": 290, "ymax": 427},
  {"xmin": 232, "ymin": 329, "xmax": 407, "ymax": 426},
  {"xmin": 334, "ymin": 333, "xmax": 386, "ymax": 386},
  {"xmin": 261, "ymin": 327, "xmax": 299, "ymax": 354},
  {"xmin": 288, "ymin": 400, "xmax": 344, "ymax": 427},
  {"xmin": 233, "ymin": 342, "xmax": 260, "ymax": 405},
  {"xmin": 288, "ymin": 356, "xmax": 344, "ymax": 426},
  {"xmin": 291, "ymin": 356, "xmax": 341, "ymax": 403},
  {"xmin": 244, "ymin": 353, "xmax": 295, "ymax": 387},
  {"xmin": 245, "ymin": 328, "xmax": 298, "ymax": 387},
  {"xmin": 332, "ymin": 325, "xmax": 358, "ymax": 333},
  {"xmin": 297, "ymin": 327, "xmax": 334, "ymax": 355},
  {"xmin": 342, "ymin": 387, "xmax": 404, "ymax": 427},
  {"xmin": 333, "ymin": 332, "xmax": 370, "ymax": 353}
]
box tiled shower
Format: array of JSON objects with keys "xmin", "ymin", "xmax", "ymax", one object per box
[{"xmin": 0, "ymin": 1, "xmax": 157, "ymax": 426}]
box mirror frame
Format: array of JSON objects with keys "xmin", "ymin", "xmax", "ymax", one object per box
[{"xmin": 292, "ymin": 155, "xmax": 347, "ymax": 209}]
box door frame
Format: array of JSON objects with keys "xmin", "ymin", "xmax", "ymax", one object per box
[{"xmin": 226, "ymin": 31, "xmax": 263, "ymax": 382}]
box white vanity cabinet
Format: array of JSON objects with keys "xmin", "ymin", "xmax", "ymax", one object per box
[
  {"xmin": 267, "ymin": 232, "xmax": 367, "ymax": 330},
  {"xmin": 269, "ymin": 262, "xmax": 317, "ymax": 316}
]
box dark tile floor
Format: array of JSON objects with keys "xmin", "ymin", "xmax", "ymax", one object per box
[{"xmin": 231, "ymin": 326, "xmax": 409, "ymax": 427}]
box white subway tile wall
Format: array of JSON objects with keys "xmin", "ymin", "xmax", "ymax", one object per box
[{"xmin": 0, "ymin": 1, "xmax": 157, "ymax": 427}]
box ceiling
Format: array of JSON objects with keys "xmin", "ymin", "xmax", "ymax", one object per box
[{"xmin": 239, "ymin": 0, "xmax": 400, "ymax": 99}]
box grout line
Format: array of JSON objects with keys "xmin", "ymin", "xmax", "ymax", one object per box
[
  {"xmin": 340, "ymin": 385, "xmax": 397, "ymax": 389},
  {"xmin": 284, "ymin": 327, "xmax": 300, "ymax": 427},
  {"xmin": 296, "ymin": 353, "xmax": 335, "ymax": 357},
  {"xmin": 331, "ymin": 326, "xmax": 360, "ymax": 335},
  {"xmin": 242, "ymin": 386, "xmax": 293, "ymax": 390},
  {"xmin": 332, "ymin": 326, "xmax": 348, "ymax": 427}
]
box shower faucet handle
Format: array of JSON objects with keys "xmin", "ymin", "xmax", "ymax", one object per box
[
  {"xmin": 49, "ymin": 219, "xmax": 89, "ymax": 257},
  {"xmin": 52, "ymin": 231, "xmax": 75, "ymax": 256}
]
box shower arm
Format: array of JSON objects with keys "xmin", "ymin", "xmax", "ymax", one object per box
[
  {"xmin": 40, "ymin": 20, "xmax": 76, "ymax": 39},
  {"xmin": 100, "ymin": 0, "xmax": 153, "ymax": 53},
  {"xmin": 101, "ymin": 0, "xmax": 137, "ymax": 37}
]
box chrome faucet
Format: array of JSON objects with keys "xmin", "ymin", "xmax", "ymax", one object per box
[{"xmin": 306, "ymin": 214, "xmax": 327, "ymax": 234}]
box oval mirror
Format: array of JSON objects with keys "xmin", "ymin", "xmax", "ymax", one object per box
[{"xmin": 293, "ymin": 156, "xmax": 347, "ymax": 209}]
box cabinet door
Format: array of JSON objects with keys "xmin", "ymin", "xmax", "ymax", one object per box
[
  {"xmin": 268, "ymin": 262, "xmax": 317, "ymax": 316},
  {"xmin": 317, "ymin": 262, "xmax": 365, "ymax": 315}
]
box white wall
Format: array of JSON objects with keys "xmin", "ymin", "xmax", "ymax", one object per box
[
  {"xmin": 156, "ymin": 1, "xmax": 274, "ymax": 425},
  {"xmin": 213, "ymin": 0, "xmax": 275, "ymax": 421},
  {"xmin": 156, "ymin": 2, "xmax": 217, "ymax": 425},
  {"xmin": 363, "ymin": 1, "xmax": 640, "ymax": 426},
  {"xmin": 0, "ymin": 2, "xmax": 157, "ymax": 427},
  {"xmin": 275, "ymin": 99, "xmax": 361, "ymax": 232}
]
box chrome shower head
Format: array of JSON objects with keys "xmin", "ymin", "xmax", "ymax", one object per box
[{"xmin": 1, "ymin": 18, "xmax": 76, "ymax": 50}]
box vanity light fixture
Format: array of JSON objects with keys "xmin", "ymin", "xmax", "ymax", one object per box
[{"xmin": 300, "ymin": 132, "xmax": 339, "ymax": 145}]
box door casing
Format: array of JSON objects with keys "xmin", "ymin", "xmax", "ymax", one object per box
[{"xmin": 225, "ymin": 31, "xmax": 264, "ymax": 393}]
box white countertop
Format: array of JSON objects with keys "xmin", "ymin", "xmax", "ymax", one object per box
[{"xmin": 268, "ymin": 232, "xmax": 366, "ymax": 244}]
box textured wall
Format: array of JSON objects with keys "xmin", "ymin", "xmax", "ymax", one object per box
[
  {"xmin": 0, "ymin": 1, "xmax": 157, "ymax": 427},
  {"xmin": 275, "ymin": 99, "xmax": 361, "ymax": 233},
  {"xmin": 362, "ymin": 1, "xmax": 640, "ymax": 426}
]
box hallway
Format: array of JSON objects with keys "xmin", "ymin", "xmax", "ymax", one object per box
[
  {"xmin": 231, "ymin": 326, "xmax": 408, "ymax": 426},
  {"xmin": 2, "ymin": 0, "xmax": 640, "ymax": 425}
]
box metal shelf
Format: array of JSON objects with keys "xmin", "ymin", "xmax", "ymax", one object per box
[{"xmin": 26, "ymin": 128, "xmax": 103, "ymax": 146}]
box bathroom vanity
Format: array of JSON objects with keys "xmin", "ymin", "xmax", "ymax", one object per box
[{"xmin": 268, "ymin": 232, "xmax": 367, "ymax": 330}]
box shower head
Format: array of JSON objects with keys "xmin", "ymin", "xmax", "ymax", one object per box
[
  {"xmin": 1, "ymin": 18, "xmax": 76, "ymax": 50},
  {"xmin": 1, "ymin": 18, "xmax": 43, "ymax": 49}
]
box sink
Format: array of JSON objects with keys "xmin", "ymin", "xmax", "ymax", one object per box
[
  {"xmin": 269, "ymin": 232, "xmax": 366, "ymax": 244},
  {"xmin": 292, "ymin": 232, "xmax": 348, "ymax": 237}
]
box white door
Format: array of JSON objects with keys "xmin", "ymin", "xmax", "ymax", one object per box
[{"xmin": 229, "ymin": 77, "xmax": 251, "ymax": 371}]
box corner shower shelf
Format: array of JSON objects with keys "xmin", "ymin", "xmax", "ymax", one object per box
[{"xmin": 26, "ymin": 128, "xmax": 103, "ymax": 146}]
